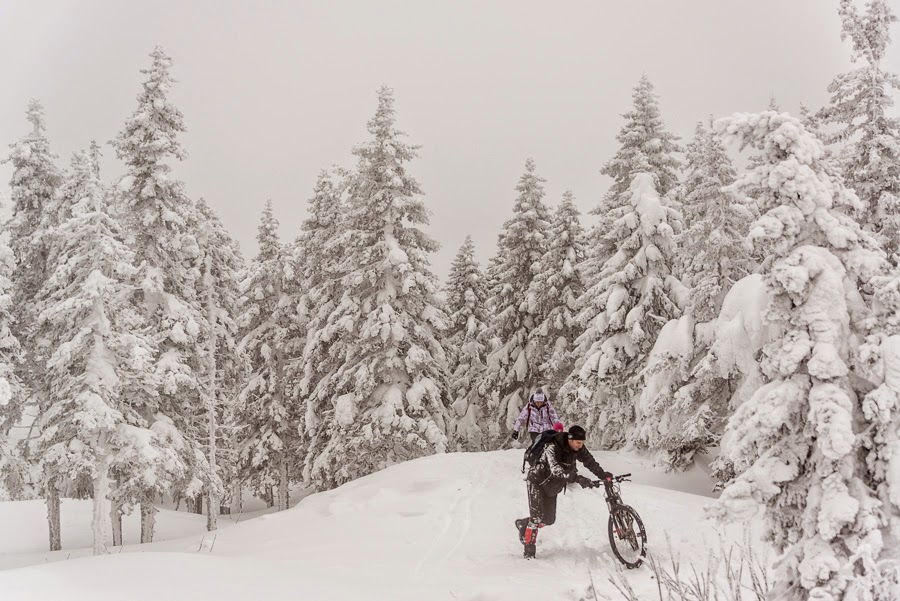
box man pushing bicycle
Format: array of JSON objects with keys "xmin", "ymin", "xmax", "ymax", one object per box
[{"xmin": 515, "ymin": 424, "xmax": 613, "ymax": 559}]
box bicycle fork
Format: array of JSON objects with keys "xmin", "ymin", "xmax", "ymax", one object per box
[{"xmin": 606, "ymin": 498, "xmax": 623, "ymax": 539}]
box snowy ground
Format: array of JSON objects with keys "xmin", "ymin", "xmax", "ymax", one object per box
[{"xmin": 0, "ymin": 449, "xmax": 768, "ymax": 601}]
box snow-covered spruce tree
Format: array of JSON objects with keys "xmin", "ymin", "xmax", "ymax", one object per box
[
  {"xmin": 3, "ymin": 99, "xmax": 63, "ymax": 540},
  {"xmin": 111, "ymin": 46, "xmax": 212, "ymax": 542},
  {"xmin": 707, "ymin": 111, "xmax": 890, "ymax": 601},
  {"xmin": 0, "ymin": 193, "xmax": 24, "ymax": 501},
  {"xmin": 300, "ymin": 87, "xmax": 450, "ymax": 490},
  {"xmin": 444, "ymin": 235, "xmax": 490, "ymax": 451},
  {"xmin": 289, "ymin": 169, "xmax": 347, "ymax": 483},
  {"xmin": 634, "ymin": 121, "xmax": 755, "ymax": 467},
  {"xmin": 854, "ymin": 271, "xmax": 900, "ymax": 598},
  {"xmin": 30, "ymin": 147, "xmax": 160, "ymax": 555},
  {"xmin": 481, "ymin": 159, "xmax": 552, "ymax": 441},
  {"xmin": 194, "ymin": 199, "xmax": 245, "ymax": 529},
  {"xmin": 561, "ymin": 173, "xmax": 685, "ymax": 450},
  {"xmin": 573, "ymin": 75, "xmax": 683, "ymax": 408},
  {"xmin": 528, "ymin": 191, "xmax": 587, "ymax": 395},
  {"xmin": 235, "ymin": 201, "xmax": 296, "ymax": 510},
  {"xmin": 819, "ymin": 0, "xmax": 900, "ymax": 261}
]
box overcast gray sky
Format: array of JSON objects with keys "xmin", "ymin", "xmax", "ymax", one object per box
[{"xmin": 1, "ymin": 0, "xmax": 898, "ymax": 279}]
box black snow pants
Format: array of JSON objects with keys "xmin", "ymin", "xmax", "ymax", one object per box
[{"xmin": 526, "ymin": 479, "xmax": 558, "ymax": 526}]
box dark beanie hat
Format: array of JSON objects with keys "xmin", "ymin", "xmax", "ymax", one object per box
[{"xmin": 568, "ymin": 425, "xmax": 586, "ymax": 441}]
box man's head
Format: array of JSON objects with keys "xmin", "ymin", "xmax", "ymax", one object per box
[
  {"xmin": 532, "ymin": 388, "xmax": 546, "ymax": 405},
  {"xmin": 567, "ymin": 425, "xmax": 586, "ymax": 451}
]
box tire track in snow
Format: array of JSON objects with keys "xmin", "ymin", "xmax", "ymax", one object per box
[{"xmin": 412, "ymin": 464, "xmax": 486, "ymax": 580}]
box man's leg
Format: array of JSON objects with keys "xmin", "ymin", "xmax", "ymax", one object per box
[
  {"xmin": 526, "ymin": 479, "xmax": 544, "ymax": 523},
  {"xmin": 542, "ymin": 490, "xmax": 558, "ymax": 526},
  {"xmin": 523, "ymin": 480, "xmax": 546, "ymax": 558},
  {"xmin": 516, "ymin": 477, "xmax": 541, "ymax": 544}
]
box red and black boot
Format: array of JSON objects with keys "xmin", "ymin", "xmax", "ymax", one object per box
[
  {"xmin": 515, "ymin": 518, "xmax": 528, "ymax": 544},
  {"xmin": 523, "ymin": 519, "xmax": 542, "ymax": 559}
]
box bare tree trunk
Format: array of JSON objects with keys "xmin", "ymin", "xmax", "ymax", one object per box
[
  {"xmin": 273, "ymin": 273, "xmax": 288, "ymax": 513},
  {"xmin": 110, "ymin": 474, "xmax": 122, "ymax": 546},
  {"xmin": 276, "ymin": 453, "xmax": 289, "ymax": 512},
  {"xmin": 265, "ymin": 486, "xmax": 274, "ymax": 508},
  {"xmin": 46, "ymin": 476, "xmax": 61, "ymax": 551},
  {"xmin": 229, "ymin": 480, "xmax": 242, "ymax": 515},
  {"xmin": 205, "ymin": 254, "xmax": 219, "ymax": 532},
  {"xmin": 140, "ymin": 501, "xmax": 156, "ymax": 543},
  {"xmin": 91, "ymin": 439, "xmax": 111, "ymax": 555},
  {"xmin": 110, "ymin": 503, "xmax": 123, "ymax": 546}
]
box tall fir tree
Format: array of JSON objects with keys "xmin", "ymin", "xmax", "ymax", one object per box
[
  {"xmin": 0, "ymin": 196, "xmax": 24, "ymax": 500},
  {"xmin": 482, "ymin": 159, "xmax": 552, "ymax": 439},
  {"xmin": 3, "ymin": 99, "xmax": 63, "ymax": 542},
  {"xmin": 708, "ymin": 111, "xmax": 891, "ymax": 601},
  {"xmin": 444, "ymin": 235, "xmax": 490, "ymax": 451},
  {"xmin": 30, "ymin": 148, "xmax": 160, "ymax": 555},
  {"xmin": 527, "ymin": 191, "xmax": 587, "ymax": 394},
  {"xmin": 819, "ymin": 0, "xmax": 900, "ymax": 261},
  {"xmin": 291, "ymin": 169, "xmax": 346, "ymax": 483},
  {"xmin": 235, "ymin": 201, "xmax": 295, "ymax": 510},
  {"xmin": 111, "ymin": 46, "xmax": 212, "ymax": 542},
  {"xmin": 635, "ymin": 121, "xmax": 754, "ymax": 467},
  {"xmin": 194, "ymin": 199, "xmax": 246, "ymax": 529},
  {"xmin": 300, "ymin": 87, "xmax": 450, "ymax": 489},
  {"xmin": 562, "ymin": 173, "xmax": 685, "ymax": 449},
  {"xmin": 855, "ymin": 269, "xmax": 900, "ymax": 598}
]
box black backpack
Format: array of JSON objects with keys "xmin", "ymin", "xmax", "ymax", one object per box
[{"xmin": 522, "ymin": 429, "xmax": 558, "ymax": 473}]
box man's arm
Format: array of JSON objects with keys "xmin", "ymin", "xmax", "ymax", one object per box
[{"xmin": 576, "ymin": 447, "xmax": 608, "ymax": 479}]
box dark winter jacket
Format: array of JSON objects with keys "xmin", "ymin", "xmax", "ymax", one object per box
[{"xmin": 527, "ymin": 433, "xmax": 606, "ymax": 496}]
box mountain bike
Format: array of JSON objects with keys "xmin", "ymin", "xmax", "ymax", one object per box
[{"xmin": 588, "ymin": 473, "xmax": 647, "ymax": 569}]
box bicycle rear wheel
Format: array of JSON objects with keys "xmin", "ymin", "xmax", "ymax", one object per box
[{"xmin": 607, "ymin": 504, "xmax": 647, "ymax": 569}]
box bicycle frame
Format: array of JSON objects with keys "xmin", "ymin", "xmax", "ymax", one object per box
[{"xmin": 602, "ymin": 475, "xmax": 629, "ymax": 536}]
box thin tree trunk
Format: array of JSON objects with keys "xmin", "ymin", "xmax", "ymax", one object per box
[
  {"xmin": 110, "ymin": 474, "xmax": 122, "ymax": 546},
  {"xmin": 91, "ymin": 439, "xmax": 111, "ymax": 556},
  {"xmin": 229, "ymin": 479, "xmax": 242, "ymax": 515},
  {"xmin": 276, "ymin": 453, "xmax": 289, "ymax": 512},
  {"xmin": 273, "ymin": 272, "xmax": 288, "ymax": 513},
  {"xmin": 110, "ymin": 503, "xmax": 123, "ymax": 546},
  {"xmin": 140, "ymin": 501, "xmax": 156, "ymax": 543},
  {"xmin": 205, "ymin": 254, "xmax": 219, "ymax": 532},
  {"xmin": 46, "ymin": 476, "xmax": 61, "ymax": 551}
]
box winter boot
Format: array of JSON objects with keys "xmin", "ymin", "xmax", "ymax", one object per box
[
  {"xmin": 523, "ymin": 519, "xmax": 542, "ymax": 559},
  {"xmin": 515, "ymin": 518, "xmax": 528, "ymax": 544}
]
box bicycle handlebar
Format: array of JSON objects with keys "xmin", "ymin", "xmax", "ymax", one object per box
[{"xmin": 589, "ymin": 473, "xmax": 632, "ymax": 487}]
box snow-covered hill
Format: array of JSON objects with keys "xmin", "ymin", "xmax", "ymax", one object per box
[{"xmin": 0, "ymin": 450, "xmax": 764, "ymax": 601}]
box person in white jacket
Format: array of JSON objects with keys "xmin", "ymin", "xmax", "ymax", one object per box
[{"xmin": 511, "ymin": 388, "xmax": 560, "ymax": 443}]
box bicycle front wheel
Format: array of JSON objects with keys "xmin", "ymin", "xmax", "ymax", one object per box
[{"xmin": 607, "ymin": 504, "xmax": 647, "ymax": 569}]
